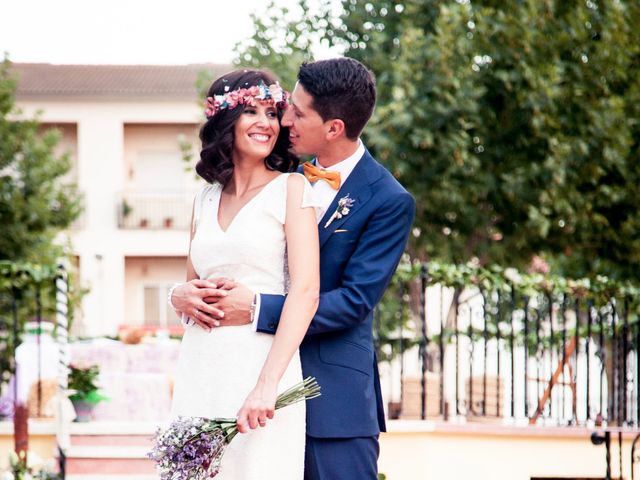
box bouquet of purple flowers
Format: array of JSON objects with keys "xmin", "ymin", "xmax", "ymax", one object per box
[{"xmin": 148, "ymin": 377, "xmax": 320, "ymax": 479}]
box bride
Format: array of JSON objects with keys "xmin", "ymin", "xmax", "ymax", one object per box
[{"xmin": 169, "ymin": 69, "xmax": 319, "ymax": 479}]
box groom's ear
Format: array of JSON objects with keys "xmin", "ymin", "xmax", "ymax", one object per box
[{"xmin": 325, "ymin": 119, "xmax": 346, "ymax": 141}]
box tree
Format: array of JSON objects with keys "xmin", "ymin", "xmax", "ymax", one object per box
[
  {"xmin": 233, "ymin": 1, "xmax": 640, "ymax": 372},
  {"xmin": 233, "ymin": 0, "xmax": 336, "ymax": 90},
  {"xmin": 331, "ymin": 0, "xmax": 640, "ymax": 281},
  {"xmin": 0, "ymin": 56, "xmax": 82, "ymax": 265},
  {"xmin": 0, "ymin": 56, "xmax": 83, "ymax": 386}
]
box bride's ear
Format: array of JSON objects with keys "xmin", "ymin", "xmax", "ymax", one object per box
[{"xmin": 325, "ymin": 119, "xmax": 346, "ymax": 141}]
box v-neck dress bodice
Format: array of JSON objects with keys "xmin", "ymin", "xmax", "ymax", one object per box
[
  {"xmin": 190, "ymin": 174, "xmax": 294, "ymax": 296},
  {"xmin": 171, "ymin": 173, "xmax": 317, "ymax": 480}
]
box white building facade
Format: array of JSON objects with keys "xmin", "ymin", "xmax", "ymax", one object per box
[{"xmin": 14, "ymin": 63, "xmax": 228, "ymax": 336}]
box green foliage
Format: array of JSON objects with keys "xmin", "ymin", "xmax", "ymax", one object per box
[
  {"xmin": 233, "ymin": 0, "xmax": 336, "ymax": 89},
  {"xmin": 0, "ymin": 262, "xmax": 67, "ymax": 387},
  {"xmin": 0, "ymin": 56, "xmax": 82, "ymax": 265},
  {"xmin": 332, "ymin": 0, "xmax": 640, "ymax": 281},
  {"xmin": 0, "ymin": 55, "xmax": 84, "ymax": 386},
  {"xmin": 233, "ymin": 1, "xmax": 640, "ymax": 358},
  {"xmin": 7, "ymin": 450, "xmax": 61, "ymax": 479},
  {"xmin": 392, "ymin": 260, "xmax": 640, "ymax": 348},
  {"xmin": 68, "ymin": 364, "xmax": 108, "ymax": 405}
]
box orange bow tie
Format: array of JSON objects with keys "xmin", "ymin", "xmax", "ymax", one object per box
[{"xmin": 303, "ymin": 162, "xmax": 341, "ymax": 190}]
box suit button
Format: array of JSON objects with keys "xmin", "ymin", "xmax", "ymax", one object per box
[{"xmin": 268, "ymin": 322, "xmax": 275, "ymax": 329}]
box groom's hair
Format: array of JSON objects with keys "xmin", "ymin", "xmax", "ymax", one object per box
[{"xmin": 298, "ymin": 58, "xmax": 376, "ymax": 140}]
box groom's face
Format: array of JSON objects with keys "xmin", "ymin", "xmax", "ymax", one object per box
[{"xmin": 281, "ymin": 83, "xmax": 328, "ymax": 156}]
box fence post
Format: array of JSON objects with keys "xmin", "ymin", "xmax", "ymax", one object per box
[
  {"xmin": 56, "ymin": 263, "xmax": 71, "ymax": 478},
  {"xmin": 420, "ymin": 264, "xmax": 428, "ymax": 420}
]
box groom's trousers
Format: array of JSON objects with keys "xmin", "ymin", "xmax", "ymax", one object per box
[{"xmin": 304, "ymin": 435, "xmax": 379, "ymax": 480}]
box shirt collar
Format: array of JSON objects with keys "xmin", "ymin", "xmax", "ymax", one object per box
[{"xmin": 315, "ymin": 140, "xmax": 365, "ymax": 179}]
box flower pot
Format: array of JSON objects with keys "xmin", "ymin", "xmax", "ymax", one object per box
[
  {"xmin": 387, "ymin": 401, "xmax": 401, "ymax": 420},
  {"xmin": 71, "ymin": 399, "xmax": 94, "ymax": 422}
]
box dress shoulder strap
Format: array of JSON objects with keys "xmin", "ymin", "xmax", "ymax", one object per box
[
  {"xmin": 267, "ymin": 173, "xmax": 321, "ymax": 224},
  {"xmin": 192, "ymin": 183, "xmax": 221, "ymax": 233}
]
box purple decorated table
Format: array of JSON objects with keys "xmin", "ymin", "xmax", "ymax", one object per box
[{"xmin": 70, "ymin": 338, "xmax": 180, "ymax": 421}]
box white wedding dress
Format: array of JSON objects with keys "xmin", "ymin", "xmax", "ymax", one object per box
[{"xmin": 171, "ymin": 173, "xmax": 316, "ymax": 479}]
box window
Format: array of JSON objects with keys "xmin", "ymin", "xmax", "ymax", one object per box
[{"xmin": 143, "ymin": 284, "xmax": 181, "ymax": 328}]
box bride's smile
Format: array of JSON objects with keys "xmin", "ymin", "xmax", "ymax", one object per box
[{"xmin": 233, "ymin": 102, "xmax": 280, "ymax": 162}]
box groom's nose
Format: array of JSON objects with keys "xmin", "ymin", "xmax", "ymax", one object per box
[{"xmin": 281, "ymin": 107, "xmax": 293, "ymax": 127}]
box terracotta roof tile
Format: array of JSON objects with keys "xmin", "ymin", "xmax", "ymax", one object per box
[{"xmin": 11, "ymin": 63, "xmax": 231, "ymax": 98}]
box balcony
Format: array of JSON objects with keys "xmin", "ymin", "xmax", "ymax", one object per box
[{"xmin": 117, "ymin": 190, "xmax": 196, "ymax": 230}]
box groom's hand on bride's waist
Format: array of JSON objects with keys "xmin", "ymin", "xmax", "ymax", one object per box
[
  {"xmin": 171, "ymin": 278, "xmax": 235, "ymax": 330},
  {"xmin": 214, "ymin": 282, "xmax": 254, "ymax": 327}
]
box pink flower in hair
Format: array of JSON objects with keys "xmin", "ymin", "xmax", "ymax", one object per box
[
  {"xmin": 226, "ymin": 90, "xmax": 240, "ymax": 108},
  {"xmin": 203, "ymin": 82, "xmax": 291, "ymax": 118},
  {"xmin": 269, "ymin": 84, "xmax": 284, "ymax": 103},
  {"xmin": 204, "ymin": 97, "xmax": 218, "ymax": 118}
]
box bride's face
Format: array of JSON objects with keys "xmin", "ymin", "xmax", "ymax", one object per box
[{"xmin": 232, "ymin": 101, "xmax": 280, "ymax": 162}]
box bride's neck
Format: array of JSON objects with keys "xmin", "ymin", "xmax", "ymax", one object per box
[{"xmin": 227, "ymin": 158, "xmax": 272, "ymax": 197}]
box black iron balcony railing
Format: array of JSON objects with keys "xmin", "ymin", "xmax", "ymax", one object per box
[
  {"xmin": 118, "ymin": 190, "xmax": 196, "ymax": 230},
  {"xmin": 381, "ymin": 262, "xmax": 640, "ymax": 428}
]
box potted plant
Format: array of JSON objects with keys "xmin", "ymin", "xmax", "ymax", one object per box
[
  {"xmin": 67, "ymin": 364, "xmax": 108, "ymax": 422},
  {"xmin": 121, "ymin": 199, "xmax": 133, "ymax": 218},
  {"xmin": 120, "ymin": 199, "xmax": 133, "ymax": 228},
  {"xmin": 2, "ymin": 450, "xmax": 61, "ymax": 479}
]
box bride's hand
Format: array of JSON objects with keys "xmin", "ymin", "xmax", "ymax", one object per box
[
  {"xmin": 236, "ymin": 381, "xmax": 277, "ymax": 433},
  {"xmin": 171, "ymin": 279, "xmax": 231, "ymax": 329}
]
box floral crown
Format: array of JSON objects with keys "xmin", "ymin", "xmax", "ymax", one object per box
[{"xmin": 204, "ymin": 81, "xmax": 289, "ymax": 119}]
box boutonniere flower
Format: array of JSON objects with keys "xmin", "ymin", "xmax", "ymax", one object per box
[{"xmin": 324, "ymin": 195, "xmax": 355, "ymax": 228}]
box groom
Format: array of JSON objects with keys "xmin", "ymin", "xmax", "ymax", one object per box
[{"xmin": 175, "ymin": 58, "xmax": 414, "ymax": 479}]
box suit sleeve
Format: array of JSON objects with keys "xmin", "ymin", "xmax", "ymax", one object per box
[{"xmin": 257, "ymin": 191, "xmax": 415, "ymax": 335}]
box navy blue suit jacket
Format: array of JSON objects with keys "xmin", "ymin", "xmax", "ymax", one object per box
[{"xmin": 256, "ymin": 149, "xmax": 415, "ymax": 438}]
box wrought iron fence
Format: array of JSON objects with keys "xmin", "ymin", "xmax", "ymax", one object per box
[{"xmin": 380, "ymin": 262, "xmax": 640, "ymax": 428}]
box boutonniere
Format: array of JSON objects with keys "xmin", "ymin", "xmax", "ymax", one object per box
[{"xmin": 324, "ymin": 195, "xmax": 355, "ymax": 228}]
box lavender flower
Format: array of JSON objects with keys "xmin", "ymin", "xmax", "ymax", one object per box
[
  {"xmin": 324, "ymin": 195, "xmax": 355, "ymax": 228},
  {"xmin": 0, "ymin": 397, "xmax": 13, "ymax": 418},
  {"xmin": 148, "ymin": 377, "xmax": 320, "ymax": 479}
]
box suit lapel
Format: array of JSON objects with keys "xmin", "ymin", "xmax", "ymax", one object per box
[{"xmin": 317, "ymin": 153, "xmax": 374, "ymax": 249}]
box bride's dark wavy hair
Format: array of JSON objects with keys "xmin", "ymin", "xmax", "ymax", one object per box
[{"xmin": 196, "ymin": 69, "xmax": 298, "ymax": 185}]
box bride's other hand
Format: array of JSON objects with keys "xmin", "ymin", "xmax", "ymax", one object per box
[
  {"xmin": 202, "ymin": 277, "xmax": 236, "ymax": 303},
  {"xmin": 209, "ymin": 277, "xmax": 237, "ymax": 290},
  {"xmin": 171, "ymin": 279, "xmax": 229, "ymax": 329},
  {"xmin": 236, "ymin": 381, "xmax": 277, "ymax": 433}
]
